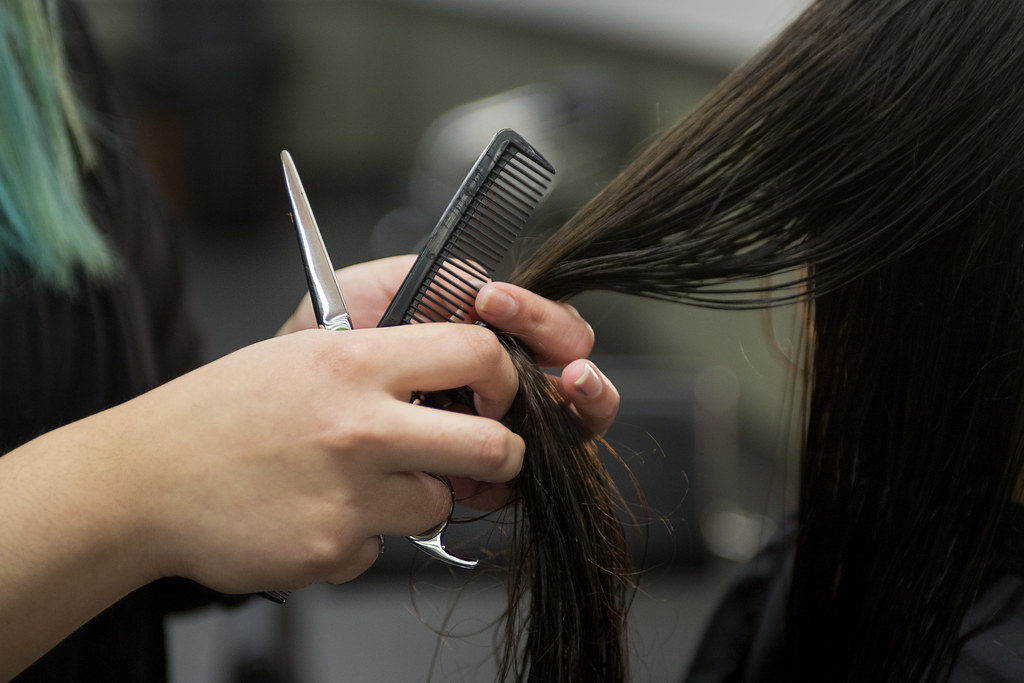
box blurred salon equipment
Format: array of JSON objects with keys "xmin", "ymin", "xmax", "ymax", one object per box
[{"xmin": 369, "ymin": 70, "xmax": 635, "ymax": 265}]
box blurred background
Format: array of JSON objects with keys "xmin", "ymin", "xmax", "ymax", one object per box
[{"xmin": 83, "ymin": 0, "xmax": 809, "ymax": 680}]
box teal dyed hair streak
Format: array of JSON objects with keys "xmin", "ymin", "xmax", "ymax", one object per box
[{"xmin": 0, "ymin": 0, "xmax": 116, "ymax": 290}]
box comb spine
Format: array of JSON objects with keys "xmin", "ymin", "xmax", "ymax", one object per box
[{"xmin": 378, "ymin": 130, "xmax": 553, "ymax": 328}]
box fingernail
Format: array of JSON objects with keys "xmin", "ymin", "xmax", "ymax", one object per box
[
  {"xmin": 573, "ymin": 362, "xmax": 603, "ymax": 398},
  {"xmin": 477, "ymin": 287, "xmax": 518, "ymax": 319}
]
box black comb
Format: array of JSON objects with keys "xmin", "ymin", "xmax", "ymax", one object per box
[{"xmin": 378, "ymin": 129, "xmax": 555, "ymax": 328}]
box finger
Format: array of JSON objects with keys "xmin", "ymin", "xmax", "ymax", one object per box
[
  {"xmin": 369, "ymin": 471, "xmax": 453, "ymax": 537},
  {"xmin": 475, "ymin": 282, "xmax": 594, "ymax": 366},
  {"xmin": 276, "ymin": 292, "xmax": 317, "ymax": 336},
  {"xmin": 449, "ymin": 478, "xmax": 514, "ymax": 512},
  {"xmin": 335, "ymin": 255, "xmax": 417, "ymax": 327},
  {"xmin": 364, "ymin": 401, "xmax": 524, "ymax": 483},
  {"xmin": 277, "ymin": 256, "xmax": 418, "ymax": 336},
  {"xmin": 558, "ymin": 359, "xmax": 620, "ymax": 437},
  {"xmin": 367, "ymin": 324, "xmax": 519, "ymax": 419},
  {"xmin": 326, "ymin": 534, "xmax": 385, "ymax": 585}
]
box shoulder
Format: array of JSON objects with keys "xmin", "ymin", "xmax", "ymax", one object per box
[
  {"xmin": 953, "ymin": 576, "xmax": 1024, "ymax": 681},
  {"xmin": 684, "ymin": 518, "xmax": 796, "ymax": 683},
  {"xmin": 951, "ymin": 508, "xmax": 1024, "ymax": 682}
]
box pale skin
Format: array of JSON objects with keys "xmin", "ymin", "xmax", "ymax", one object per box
[{"xmin": 0, "ymin": 255, "xmax": 619, "ymax": 679}]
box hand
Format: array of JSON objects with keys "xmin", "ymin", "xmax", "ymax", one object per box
[
  {"xmin": 86, "ymin": 324, "xmax": 522, "ymax": 594},
  {"xmin": 278, "ymin": 256, "xmax": 620, "ymax": 436}
]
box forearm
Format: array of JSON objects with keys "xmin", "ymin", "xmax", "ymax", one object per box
[{"xmin": 0, "ymin": 413, "xmax": 156, "ymax": 679}]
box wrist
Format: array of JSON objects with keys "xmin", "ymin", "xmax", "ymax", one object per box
[
  {"xmin": 69, "ymin": 402, "xmax": 172, "ymax": 587},
  {"xmin": 30, "ymin": 405, "xmax": 165, "ymax": 587},
  {"xmin": 0, "ymin": 408, "xmax": 161, "ymax": 675},
  {"xmin": 41, "ymin": 411, "xmax": 161, "ymax": 588}
]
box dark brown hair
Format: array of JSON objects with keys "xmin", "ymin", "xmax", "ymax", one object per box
[{"xmin": 493, "ymin": 0, "xmax": 1024, "ymax": 680}]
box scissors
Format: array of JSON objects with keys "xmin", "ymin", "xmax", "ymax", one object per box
[{"xmin": 280, "ymin": 150, "xmax": 478, "ymax": 572}]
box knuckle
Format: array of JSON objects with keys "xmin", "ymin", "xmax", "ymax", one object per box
[
  {"xmin": 562, "ymin": 305, "xmax": 595, "ymax": 357},
  {"xmin": 463, "ymin": 325, "xmax": 504, "ymax": 367},
  {"xmin": 526, "ymin": 299, "xmax": 547, "ymax": 328},
  {"xmin": 473, "ymin": 425, "xmax": 522, "ymax": 480},
  {"xmin": 344, "ymin": 415, "xmax": 388, "ymax": 452},
  {"xmin": 301, "ymin": 532, "xmax": 359, "ymax": 579}
]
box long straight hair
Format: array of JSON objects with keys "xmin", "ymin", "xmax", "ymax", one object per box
[
  {"xmin": 0, "ymin": 0, "xmax": 115, "ymax": 290},
  {"xmin": 496, "ymin": 0, "xmax": 1024, "ymax": 680}
]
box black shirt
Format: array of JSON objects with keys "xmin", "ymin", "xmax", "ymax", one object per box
[{"xmin": 685, "ymin": 514, "xmax": 1024, "ymax": 681}]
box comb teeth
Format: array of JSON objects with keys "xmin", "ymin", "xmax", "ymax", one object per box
[{"xmin": 379, "ymin": 130, "xmax": 555, "ymax": 327}]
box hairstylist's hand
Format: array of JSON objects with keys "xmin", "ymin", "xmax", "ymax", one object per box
[
  {"xmin": 277, "ymin": 256, "xmax": 620, "ymax": 437},
  {"xmin": 125, "ymin": 326, "xmax": 521, "ymax": 592}
]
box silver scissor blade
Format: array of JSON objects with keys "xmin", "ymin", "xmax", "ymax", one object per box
[{"xmin": 281, "ymin": 150, "xmax": 352, "ymax": 331}]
